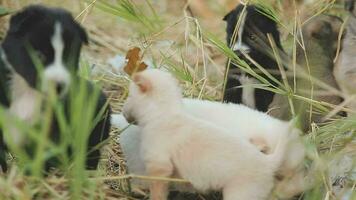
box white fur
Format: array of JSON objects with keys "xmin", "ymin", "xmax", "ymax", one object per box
[
  {"xmin": 232, "ymin": 41, "xmax": 251, "ymax": 53},
  {"xmin": 114, "ymin": 114, "xmax": 195, "ymax": 192},
  {"xmin": 3, "ymin": 22, "xmax": 68, "ymax": 146},
  {"xmin": 0, "ymin": 48, "xmax": 13, "ymax": 71},
  {"xmin": 115, "ymin": 98, "xmax": 305, "ymax": 169},
  {"xmin": 8, "ymin": 73, "xmax": 42, "ymax": 145},
  {"xmin": 121, "ymin": 69, "xmax": 292, "ymax": 200},
  {"xmin": 228, "ymin": 74, "xmax": 257, "ymax": 109},
  {"xmin": 232, "ymin": 11, "xmax": 251, "ymax": 53},
  {"xmin": 1, "ymin": 44, "xmax": 42, "ymax": 146},
  {"xmin": 183, "ymin": 99, "xmax": 305, "ymax": 172},
  {"xmin": 113, "ymin": 95, "xmax": 306, "ymax": 199},
  {"xmin": 43, "ymin": 22, "xmax": 70, "ymax": 94},
  {"xmin": 230, "ymin": 11, "xmax": 257, "ymax": 108},
  {"xmin": 238, "ymin": 74, "xmax": 258, "ymax": 109}
]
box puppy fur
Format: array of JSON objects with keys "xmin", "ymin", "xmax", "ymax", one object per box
[
  {"xmin": 0, "ymin": 5, "xmax": 110, "ymax": 171},
  {"xmin": 334, "ymin": 0, "xmax": 356, "ymax": 114},
  {"xmin": 113, "ymin": 97, "xmax": 306, "ymax": 198},
  {"xmin": 223, "ymin": 5, "xmax": 284, "ymax": 112},
  {"xmin": 269, "ymin": 14, "xmax": 343, "ymax": 131},
  {"xmin": 0, "ymin": 52, "xmax": 11, "ymax": 171},
  {"xmin": 122, "ymin": 69, "xmax": 292, "ymax": 200}
]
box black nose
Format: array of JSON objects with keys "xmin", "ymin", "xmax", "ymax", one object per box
[{"xmin": 55, "ymin": 83, "xmax": 65, "ymax": 95}]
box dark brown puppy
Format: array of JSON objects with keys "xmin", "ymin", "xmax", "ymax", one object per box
[{"xmin": 269, "ymin": 15, "xmax": 343, "ymax": 131}]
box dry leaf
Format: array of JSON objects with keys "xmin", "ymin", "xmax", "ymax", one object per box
[{"xmin": 123, "ymin": 47, "xmax": 148, "ymax": 76}]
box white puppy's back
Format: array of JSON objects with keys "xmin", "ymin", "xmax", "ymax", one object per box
[
  {"xmin": 112, "ymin": 99, "xmax": 305, "ymax": 196},
  {"xmin": 163, "ymin": 113, "xmax": 289, "ymax": 193},
  {"xmin": 183, "ymin": 99, "xmax": 305, "ymax": 171},
  {"xmin": 122, "ymin": 69, "xmax": 290, "ymax": 199},
  {"xmin": 184, "ymin": 99, "xmax": 288, "ymax": 147}
]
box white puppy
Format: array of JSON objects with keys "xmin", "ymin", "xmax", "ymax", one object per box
[
  {"xmin": 122, "ymin": 69, "xmax": 293, "ymax": 200},
  {"xmin": 113, "ymin": 101, "xmax": 306, "ymax": 199}
]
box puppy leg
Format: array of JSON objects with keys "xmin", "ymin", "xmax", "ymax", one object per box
[{"xmin": 146, "ymin": 161, "xmax": 174, "ymax": 200}]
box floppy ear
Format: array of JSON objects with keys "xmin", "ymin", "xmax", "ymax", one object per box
[
  {"xmin": 132, "ymin": 74, "xmax": 151, "ymax": 93},
  {"xmin": 223, "ymin": 9, "xmax": 239, "ymax": 22},
  {"xmin": 74, "ymin": 22, "xmax": 88, "ymax": 44},
  {"xmin": 223, "ymin": 10, "xmax": 233, "ymax": 21},
  {"xmin": 61, "ymin": 11, "xmax": 88, "ymax": 44},
  {"xmin": 8, "ymin": 6, "xmax": 45, "ymax": 35}
]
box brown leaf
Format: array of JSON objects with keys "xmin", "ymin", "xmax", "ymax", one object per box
[{"xmin": 123, "ymin": 47, "xmax": 148, "ymax": 76}]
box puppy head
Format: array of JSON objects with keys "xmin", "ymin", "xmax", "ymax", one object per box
[
  {"xmin": 223, "ymin": 5, "xmax": 282, "ymax": 59},
  {"xmin": 303, "ymin": 15, "xmax": 342, "ymax": 55},
  {"xmin": 1, "ymin": 5, "xmax": 88, "ymax": 96},
  {"xmin": 123, "ymin": 69, "xmax": 182, "ymax": 123}
]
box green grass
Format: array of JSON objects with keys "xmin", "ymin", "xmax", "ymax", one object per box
[
  {"xmin": 0, "ymin": 43, "xmax": 113, "ymax": 199},
  {"xmin": 0, "ymin": 6, "xmax": 12, "ymax": 17},
  {"xmin": 95, "ymin": 0, "xmax": 355, "ymax": 199},
  {"xmin": 0, "ymin": 0, "xmax": 355, "ymax": 199}
]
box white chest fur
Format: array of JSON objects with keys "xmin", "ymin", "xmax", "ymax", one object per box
[
  {"xmin": 239, "ymin": 74, "xmax": 258, "ymax": 109},
  {"xmin": 7, "ymin": 73, "xmax": 42, "ymax": 145}
]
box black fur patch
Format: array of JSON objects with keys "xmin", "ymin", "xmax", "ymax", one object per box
[
  {"xmin": 0, "ymin": 48, "xmax": 10, "ymax": 107},
  {"xmin": 0, "ymin": 5, "xmax": 109, "ymax": 172},
  {"xmin": 1, "ymin": 5, "xmax": 88, "ymax": 88},
  {"xmin": 0, "ymin": 48, "xmax": 10, "ymax": 172},
  {"xmin": 223, "ymin": 5, "xmax": 284, "ymax": 112}
]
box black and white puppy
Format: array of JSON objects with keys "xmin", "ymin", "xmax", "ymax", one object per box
[
  {"xmin": 0, "ymin": 5, "xmax": 110, "ymax": 171},
  {"xmin": 223, "ymin": 5, "xmax": 284, "ymax": 112}
]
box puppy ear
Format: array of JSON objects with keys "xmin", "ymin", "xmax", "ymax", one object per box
[
  {"xmin": 74, "ymin": 22, "xmax": 88, "ymax": 44},
  {"xmin": 61, "ymin": 11, "xmax": 88, "ymax": 44},
  {"xmin": 132, "ymin": 74, "xmax": 151, "ymax": 93},
  {"xmin": 223, "ymin": 10, "xmax": 233, "ymax": 21},
  {"xmin": 8, "ymin": 6, "xmax": 45, "ymax": 35}
]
